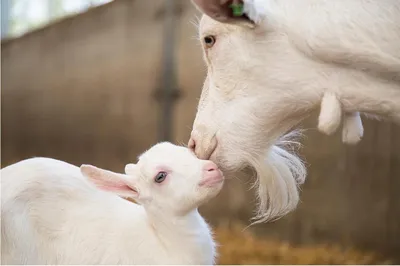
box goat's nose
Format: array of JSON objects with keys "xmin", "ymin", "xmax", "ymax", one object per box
[
  {"xmin": 188, "ymin": 130, "xmax": 218, "ymax": 160},
  {"xmin": 203, "ymin": 161, "xmax": 218, "ymax": 172}
]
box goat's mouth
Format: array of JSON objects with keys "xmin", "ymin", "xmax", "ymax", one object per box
[{"xmin": 198, "ymin": 172, "xmax": 224, "ymax": 188}]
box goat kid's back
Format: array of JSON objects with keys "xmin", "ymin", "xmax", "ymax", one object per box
[{"xmin": 1, "ymin": 158, "xmax": 144, "ymax": 264}]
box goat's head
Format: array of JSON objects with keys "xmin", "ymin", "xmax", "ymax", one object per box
[
  {"xmin": 81, "ymin": 142, "xmax": 224, "ymax": 217},
  {"xmin": 188, "ymin": 0, "xmax": 327, "ymax": 223},
  {"xmin": 189, "ymin": 0, "xmax": 400, "ymax": 223}
]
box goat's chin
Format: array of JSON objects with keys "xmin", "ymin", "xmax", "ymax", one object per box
[{"xmin": 211, "ymin": 142, "xmax": 252, "ymax": 172}]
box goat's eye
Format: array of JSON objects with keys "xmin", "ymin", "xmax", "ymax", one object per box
[
  {"xmin": 203, "ymin": 35, "xmax": 216, "ymax": 48},
  {"xmin": 154, "ymin": 171, "xmax": 167, "ymax": 183}
]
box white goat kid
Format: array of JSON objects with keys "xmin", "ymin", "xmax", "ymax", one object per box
[
  {"xmin": 189, "ymin": 0, "xmax": 400, "ymax": 223},
  {"xmin": 1, "ymin": 142, "xmax": 224, "ymax": 265}
]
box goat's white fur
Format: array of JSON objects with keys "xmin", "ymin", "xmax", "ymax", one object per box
[
  {"xmin": 318, "ymin": 92, "xmax": 343, "ymax": 135},
  {"xmin": 318, "ymin": 92, "xmax": 364, "ymax": 143},
  {"xmin": 190, "ymin": 0, "xmax": 400, "ymax": 223},
  {"xmin": 342, "ymin": 112, "xmax": 364, "ymax": 144},
  {"xmin": 1, "ymin": 142, "xmax": 222, "ymax": 264}
]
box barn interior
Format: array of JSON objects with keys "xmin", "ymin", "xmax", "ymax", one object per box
[{"xmin": 1, "ymin": 0, "xmax": 399, "ymax": 264}]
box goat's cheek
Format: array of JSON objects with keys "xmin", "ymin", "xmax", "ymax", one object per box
[
  {"xmin": 216, "ymin": 113, "xmax": 264, "ymax": 168},
  {"xmin": 195, "ymin": 88, "xmax": 223, "ymax": 127},
  {"xmin": 204, "ymin": 49, "xmax": 213, "ymax": 66},
  {"xmin": 206, "ymin": 38, "xmax": 228, "ymax": 67},
  {"xmin": 204, "ymin": 40, "xmax": 221, "ymax": 65}
]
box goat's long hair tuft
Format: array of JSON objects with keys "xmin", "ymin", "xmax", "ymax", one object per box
[{"xmin": 246, "ymin": 130, "xmax": 306, "ymax": 225}]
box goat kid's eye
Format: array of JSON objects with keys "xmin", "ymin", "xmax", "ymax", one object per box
[
  {"xmin": 154, "ymin": 171, "xmax": 167, "ymax": 183},
  {"xmin": 203, "ymin": 35, "xmax": 216, "ymax": 48}
]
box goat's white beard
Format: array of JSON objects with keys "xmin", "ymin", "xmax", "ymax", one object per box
[{"xmin": 246, "ymin": 131, "xmax": 306, "ymax": 224}]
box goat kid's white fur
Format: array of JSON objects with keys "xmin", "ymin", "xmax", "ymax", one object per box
[
  {"xmin": 1, "ymin": 142, "xmax": 223, "ymax": 265},
  {"xmin": 191, "ymin": 0, "xmax": 400, "ymax": 223}
]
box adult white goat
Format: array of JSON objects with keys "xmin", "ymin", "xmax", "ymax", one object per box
[
  {"xmin": 188, "ymin": 0, "xmax": 400, "ymax": 223},
  {"xmin": 1, "ymin": 142, "xmax": 223, "ymax": 264}
]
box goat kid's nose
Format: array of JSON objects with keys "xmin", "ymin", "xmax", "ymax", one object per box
[
  {"xmin": 203, "ymin": 161, "xmax": 218, "ymax": 172},
  {"xmin": 188, "ymin": 130, "xmax": 218, "ymax": 160},
  {"xmin": 199, "ymin": 161, "xmax": 224, "ymax": 187}
]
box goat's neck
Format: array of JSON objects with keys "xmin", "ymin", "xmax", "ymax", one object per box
[
  {"xmin": 263, "ymin": 101, "xmax": 313, "ymax": 144},
  {"xmin": 145, "ymin": 208, "xmax": 209, "ymax": 241},
  {"xmin": 144, "ymin": 208, "xmax": 214, "ymax": 263}
]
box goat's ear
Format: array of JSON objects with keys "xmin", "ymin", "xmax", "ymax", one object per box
[
  {"xmin": 191, "ymin": 0, "xmax": 255, "ymax": 27},
  {"xmin": 80, "ymin": 164, "xmax": 139, "ymax": 199},
  {"xmin": 124, "ymin": 163, "xmax": 136, "ymax": 175}
]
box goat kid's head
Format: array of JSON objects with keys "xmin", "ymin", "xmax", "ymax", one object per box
[{"xmin": 81, "ymin": 142, "xmax": 224, "ymax": 217}]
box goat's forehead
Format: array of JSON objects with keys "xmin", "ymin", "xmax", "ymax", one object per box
[
  {"xmin": 138, "ymin": 144, "xmax": 193, "ymax": 164},
  {"xmin": 137, "ymin": 152, "xmax": 196, "ymax": 176},
  {"xmin": 199, "ymin": 15, "xmax": 230, "ymax": 35}
]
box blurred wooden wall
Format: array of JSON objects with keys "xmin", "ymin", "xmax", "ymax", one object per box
[{"xmin": 1, "ymin": 0, "xmax": 399, "ymax": 260}]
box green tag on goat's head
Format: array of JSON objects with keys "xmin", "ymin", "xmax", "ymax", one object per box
[{"xmin": 229, "ymin": 3, "xmax": 244, "ymax": 17}]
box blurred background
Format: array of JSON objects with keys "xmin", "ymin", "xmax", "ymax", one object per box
[{"xmin": 1, "ymin": 0, "xmax": 399, "ymax": 264}]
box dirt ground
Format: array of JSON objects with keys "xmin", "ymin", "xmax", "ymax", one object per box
[{"xmin": 215, "ymin": 223, "xmax": 393, "ymax": 265}]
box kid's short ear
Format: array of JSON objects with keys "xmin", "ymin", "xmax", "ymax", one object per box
[
  {"xmin": 125, "ymin": 163, "xmax": 136, "ymax": 175},
  {"xmin": 80, "ymin": 164, "xmax": 139, "ymax": 199}
]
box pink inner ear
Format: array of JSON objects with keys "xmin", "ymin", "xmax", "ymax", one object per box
[{"xmin": 93, "ymin": 179, "xmax": 136, "ymax": 194}]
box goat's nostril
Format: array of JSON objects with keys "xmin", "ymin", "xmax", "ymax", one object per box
[
  {"xmin": 189, "ymin": 129, "xmax": 218, "ymax": 160},
  {"xmin": 204, "ymin": 162, "xmax": 218, "ymax": 172},
  {"xmin": 188, "ymin": 137, "xmax": 196, "ymax": 151}
]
